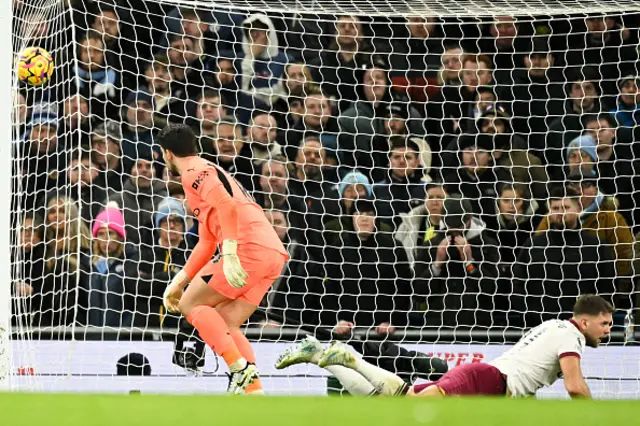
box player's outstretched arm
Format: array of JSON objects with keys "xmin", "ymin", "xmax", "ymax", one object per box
[
  {"xmin": 163, "ymin": 269, "xmax": 189, "ymax": 313},
  {"xmin": 163, "ymin": 226, "xmax": 217, "ymax": 313},
  {"xmin": 559, "ymin": 355, "xmax": 592, "ymax": 399}
]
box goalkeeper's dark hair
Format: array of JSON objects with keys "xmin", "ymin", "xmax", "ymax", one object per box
[
  {"xmin": 158, "ymin": 124, "xmax": 199, "ymax": 157},
  {"xmin": 573, "ymin": 295, "xmax": 614, "ymax": 317}
]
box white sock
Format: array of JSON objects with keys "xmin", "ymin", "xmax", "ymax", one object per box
[
  {"xmin": 229, "ymin": 357, "xmax": 248, "ymax": 372},
  {"xmin": 325, "ymin": 365, "xmax": 376, "ymax": 396},
  {"xmin": 352, "ymin": 357, "xmax": 407, "ymax": 396}
]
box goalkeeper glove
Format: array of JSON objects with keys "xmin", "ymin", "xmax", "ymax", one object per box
[{"xmin": 222, "ymin": 240, "xmax": 248, "ymax": 289}]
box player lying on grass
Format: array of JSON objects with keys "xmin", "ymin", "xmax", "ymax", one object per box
[
  {"xmin": 276, "ymin": 294, "xmax": 612, "ymax": 398},
  {"xmin": 159, "ymin": 124, "xmax": 289, "ymax": 394}
]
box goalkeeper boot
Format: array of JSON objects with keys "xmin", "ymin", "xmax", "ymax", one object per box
[
  {"xmin": 318, "ymin": 341, "xmax": 357, "ymax": 369},
  {"xmin": 275, "ymin": 335, "xmax": 324, "ymax": 369},
  {"xmin": 227, "ymin": 362, "xmax": 259, "ymax": 395}
]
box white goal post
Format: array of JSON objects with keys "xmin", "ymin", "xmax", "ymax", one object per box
[
  {"xmin": 4, "ymin": 0, "xmax": 640, "ymax": 397},
  {"xmin": 0, "ymin": 0, "xmax": 13, "ymax": 392}
]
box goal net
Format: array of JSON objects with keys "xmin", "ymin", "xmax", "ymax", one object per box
[{"xmin": 6, "ymin": 0, "xmax": 640, "ymax": 397}]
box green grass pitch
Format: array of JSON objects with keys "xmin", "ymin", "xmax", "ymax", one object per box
[{"xmin": 2, "ymin": 394, "xmax": 639, "ymax": 426}]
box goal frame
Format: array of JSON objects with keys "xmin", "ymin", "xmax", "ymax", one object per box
[
  {"xmin": 2, "ymin": 0, "xmax": 639, "ymax": 396},
  {"xmin": 0, "ymin": 0, "xmax": 13, "ymax": 390}
]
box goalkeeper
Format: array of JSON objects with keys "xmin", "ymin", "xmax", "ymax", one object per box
[{"xmin": 158, "ymin": 124, "xmax": 288, "ymax": 395}]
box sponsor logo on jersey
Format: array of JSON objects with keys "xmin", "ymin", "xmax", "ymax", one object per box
[{"xmin": 192, "ymin": 171, "xmax": 209, "ymax": 190}]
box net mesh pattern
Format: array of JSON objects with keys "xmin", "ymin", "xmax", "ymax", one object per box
[{"xmin": 7, "ymin": 0, "xmax": 640, "ymax": 397}]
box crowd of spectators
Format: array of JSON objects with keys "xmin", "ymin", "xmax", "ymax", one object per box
[{"xmin": 10, "ymin": 0, "xmax": 640, "ymax": 334}]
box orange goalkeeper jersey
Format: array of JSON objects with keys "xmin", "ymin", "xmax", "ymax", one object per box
[{"xmin": 180, "ymin": 156, "xmax": 287, "ymax": 280}]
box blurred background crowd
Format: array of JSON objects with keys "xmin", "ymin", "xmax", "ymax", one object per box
[{"xmin": 10, "ymin": 0, "xmax": 640, "ymax": 336}]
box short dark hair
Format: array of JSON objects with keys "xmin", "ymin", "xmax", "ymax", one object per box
[
  {"xmin": 573, "ymin": 295, "xmax": 614, "ymax": 317},
  {"xmin": 582, "ymin": 112, "xmax": 617, "ymax": 129},
  {"xmin": 244, "ymin": 18, "xmax": 269, "ymax": 38},
  {"xmin": 567, "ymin": 66, "xmax": 599, "ymax": 83},
  {"xmin": 23, "ymin": 210, "xmax": 45, "ymax": 242},
  {"xmin": 197, "ymin": 88, "xmax": 221, "ymax": 102},
  {"xmin": 567, "ymin": 66, "xmax": 600, "ymax": 93},
  {"xmin": 442, "ymin": 41, "xmax": 463, "ymax": 52},
  {"xmin": 476, "ymin": 85, "xmax": 497, "ymax": 99},
  {"xmin": 353, "ymin": 198, "xmax": 376, "ymax": 215},
  {"xmin": 179, "ymin": 7, "xmax": 202, "ymax": 20},
  {"xmin": 389, "ymin": 136, "xmax": 420, "ymax": 154},
  {"xmin": 424, "ymin": 182, "xmax": 447, "ymax": 199},
  {"xmin": 169, "ymin": 186, "xmax": 185, "ymax": 198},
  {"xmin": 79, "ymin": 30, "xmax": 103, "ymax": 47},
  {"xmin": 263, "ymin": 154, "xmax": 287, "ymax": 165},
  {"xmin": 95, "ymin": 5, "xmax": 117, "ymax": 17},
  {"xmin": 80, "ymin": 150, "xmax": 93, "ymax": 164},
  {"xmin": 425, "ymin": 181, "xmax": 446, "ymax": 192},
  {"xmin": 168, "ymin": 33, "xmax": 195, "ymax": 46},
  {"xmin": 67, "ymin": 149, "xmax": 93, "ymax": 166},
  {"xmin": 302, "ymin": 134, "xmax": 321, "ymax": 145},
  {"xmin": 216, "ymin": 115, "xmax": 242, "ymax": 130},
  {"xmin": 251, "ymin": 110, "xmax": 274, "ymax": 122},
  {"xmin": 461, "ymin": 53, "xmax": 493, "ymax": 69},
  {"xmin": 157, "ymin": 124, "xmax": 199, "ymax": 157},
  {"xmin": 549, "ymin": 186, "xmax": 580, "ymax": 203},
  {"xmin": 498, "ymin": 182, "xmax": 529, "ymax": 200}
]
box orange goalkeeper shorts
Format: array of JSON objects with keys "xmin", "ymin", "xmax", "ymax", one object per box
[{"xmin": 195, "ymin": 244, "xmax": 288, "ymax": 306}]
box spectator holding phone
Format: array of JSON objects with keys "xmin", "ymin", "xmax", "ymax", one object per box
[{"xmin": 414, "ymin": 196, "xmax": 499, "ymax": 327}]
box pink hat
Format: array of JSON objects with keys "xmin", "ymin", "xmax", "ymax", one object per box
[{"xmin": 92, "ymin": 201, "xmax": 126, "ymax": 240}]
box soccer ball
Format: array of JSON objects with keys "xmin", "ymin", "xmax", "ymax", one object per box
[{"xmin": 17, "ymin": 47, "xmax": 54, "ymax": 86}]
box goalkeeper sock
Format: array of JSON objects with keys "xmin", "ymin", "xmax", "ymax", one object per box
[
  {"xmin": 325, "ymin": 365, "xmax": 376, "ymax": 396},
  {"xmin": 230, "ymin": 330, "xmax": 263, "ymax": 393},
  {"xmin": 186, "ymin": 305, "xmax": 246, "ymax": 371},
  {"xmin": 230, "ymin": 330, "xmax": 256, "ymax": 362},
  {"xmin": 352, "ymin": 357, "xmax": 407, "ymax": 396}
]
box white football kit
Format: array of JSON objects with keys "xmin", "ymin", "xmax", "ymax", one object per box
[{"xmin": 490, "ymin": 319, "xmax": 586, "ymax": 397}]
